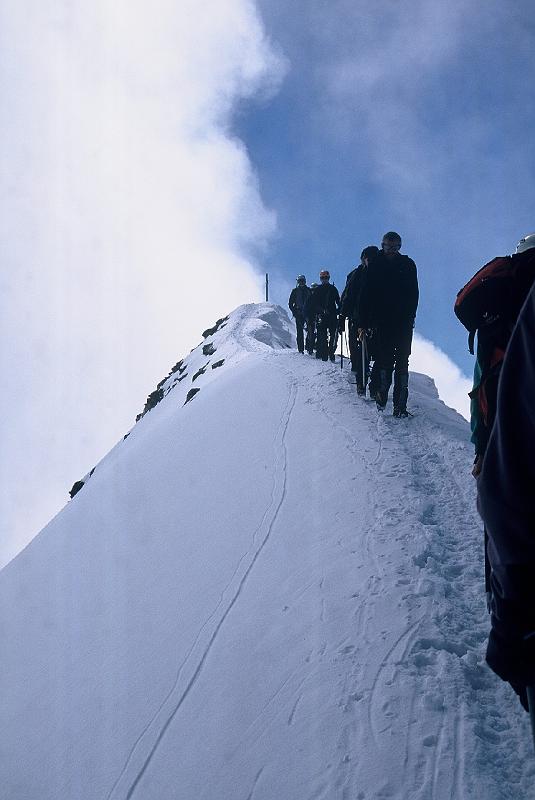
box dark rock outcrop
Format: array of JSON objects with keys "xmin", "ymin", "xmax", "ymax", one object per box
[
  {"xmin": 202, "ymin": 316, "xmax": 229, "ymax": 339},
  {"xmin": 192, "ymin": 364, "xmax": 209, "ymax": 382},
  {"xmin": 69, "ymin": 480, "xmax": 85, "ymax": 499},
  {"xmin": 136, "ymin": 387, "xmax": 165, "ymax": 421},
  {"xmin": 184, "ymin": 388, "xmax": 200, "ymax": 405}
]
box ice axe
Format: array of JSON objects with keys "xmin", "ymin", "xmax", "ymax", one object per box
[{"xmin": 361, "ymin": 331, "xmax": 367, "ymax": 388}]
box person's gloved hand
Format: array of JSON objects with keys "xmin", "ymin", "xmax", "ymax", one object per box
[
  {"xmin": 487, "ymin": 628, "xmax": 535, "ymax": 712},
  {"xmin": 472, "ymin": 454, "xmax": 483, "ymax": 479}
]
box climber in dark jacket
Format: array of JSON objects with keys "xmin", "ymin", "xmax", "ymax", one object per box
[
  {"xmin": 478, "ymin": 278, "xmax": 535, "ymax": 713},
  {"xmin": 308, "ymin": 270, "xmax": 340, "ymax": 361},
  {"xmin": 288, "ymin": 275, "xmax": 311, "ymax": 353},
  {"xmin": 340, "ymin": 245, "xmax": 379, "ymax": 394},
  {"xmin": 358, "ymin": 232, "xmax": 419, "ymax": 415}
]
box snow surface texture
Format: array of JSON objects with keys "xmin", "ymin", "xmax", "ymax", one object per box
[{"xmin": 1, "ymin": 303, "xmax": 533, "ymax": 800}]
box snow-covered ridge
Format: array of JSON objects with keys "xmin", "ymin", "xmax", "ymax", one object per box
[
  {"xmin": 72, "ymin": 303, "xmax": 295, "ymax": 495},
  {"xmin": 135, "ymin": 303, "xmax": 293, "ymax": 420},
  {"xmin": 1, "ymin": 303, "xmax": 533, "ymax": 800}
]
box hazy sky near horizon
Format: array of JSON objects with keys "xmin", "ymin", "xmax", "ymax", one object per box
[{"xmin": 1, "ymin": 0, "xmax": 532, "ymax": 565}]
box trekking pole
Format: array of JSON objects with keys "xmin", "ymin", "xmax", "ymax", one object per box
[
  {"xmin": 340, "ymin": 320, "xmax": 344, "ymax": 370},
  {"xmin": 528, "ymin": 686, "xmax": 535, "ymax": 753},
  {"xmin": 361, "ymin": 332, "xmax": 367, "ymax": 389}
]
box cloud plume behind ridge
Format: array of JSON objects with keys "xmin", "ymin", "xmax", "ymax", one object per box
[{"xmin": 0, "ymin": 1, "xmax": 284, "ymax": 565}]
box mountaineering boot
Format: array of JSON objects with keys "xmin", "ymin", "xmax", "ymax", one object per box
[
  {"xmin": 375, "ymin": 388, "xmax": 387, "ymax": 411},
  {"xmin": 329, "ymin": 354, "xmax": 336, "ymax": 362},
  {"xmin": 393, "ymin": 407, "xmax": 409, "ymax": 418},
  {"xmin": 393, "ymin": 382, "xmax": 408, "ymax": 413},
  {"xmin": 375, "ymin": 369, "xmax": 389, "ymax": 411},
  {"xmin": 356, "ymin": 383, "xmax": 366, "ymax": 396}
]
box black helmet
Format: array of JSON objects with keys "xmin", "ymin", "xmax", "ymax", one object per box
[
  {"xmin": 296, "ymin": 274, "xmax": 306, "ymax": 284},
  {"xmin": 361, "ymin": 245, "xmax": 379, "ymax": 262}
]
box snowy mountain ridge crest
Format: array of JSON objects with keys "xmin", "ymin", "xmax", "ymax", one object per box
[{"xmin": 1, "ymin": 302, "xmax": 533, "ymax": 799}]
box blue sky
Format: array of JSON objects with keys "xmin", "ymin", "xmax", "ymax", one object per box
[{"xmin": 234, "ymin": 0, "xmax": 535, "ymax": 375}]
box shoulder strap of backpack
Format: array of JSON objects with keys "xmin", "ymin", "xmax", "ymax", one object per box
[{"xmin": 468, "ymin": 330, "xmax": 476, "ymax": 355}]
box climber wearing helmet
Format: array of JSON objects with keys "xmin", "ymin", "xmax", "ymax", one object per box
[
  {"xmin": 288, "ymin": 275, "xmax": 311, "ymax": 354},
  {"xmin": 339, "ymin": 245, "xmax": 380, "ymax": 395},
  {"xmin": 307, "ymin": 270, "xmax": 340, "ymax": 362}
]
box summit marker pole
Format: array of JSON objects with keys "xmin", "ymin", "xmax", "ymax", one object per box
[{"xmin": 265, "ymin": 274, "xmax": 269, "ymax": 302}]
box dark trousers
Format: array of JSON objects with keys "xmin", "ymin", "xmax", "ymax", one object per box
[
  {"xmin": 305, "ymin": 317, "xmax": 316, "ymax": 353},
  {"xmin": 348, "ymin": 320, "xmax": 359, "ymax": 371},
  {"xmin": 357, "ymin": 340, "xmax": 373, "ymax": 390},
  {"xmin": 347, "ymin": 320, "xmax": 373, "ymax": 389},
  {"xmin": 373, "ymin": 326, "xmax": 413, "ymax": 409},
  {"xmin": 294, "ymin": 314, "xmax": 305, "ymax": 352},
  {"xmin": 316, "ymin": 314, "xmax": 338, "ymax": 360}
]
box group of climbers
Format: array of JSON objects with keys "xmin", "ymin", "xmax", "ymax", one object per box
[
  {"xmin": 455, "ymin": 232, "xmax": 535, "ymax": 719},
  {"xmin": 290, "ymin": 229, "xmax": 535, "ymax": 725},
  {"xmin": 289, "ymin": 270, "xmax": 340, "ymax": 361},
  {"xmin": 289, "ymin": 232, "xmax": 419, "ymax": 417}
]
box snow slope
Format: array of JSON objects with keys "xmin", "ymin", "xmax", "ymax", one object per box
[{"xmin": 1, "ymin": 303, "xmax": 533, "ymax": 800}]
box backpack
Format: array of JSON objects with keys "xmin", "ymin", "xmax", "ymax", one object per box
[
  {"xmin": 454, "ymin": 256, "xmax": 513, "ymax": 355},
  {"xmin": 455, "ymin": 251, "xmax": 535, "ymax": 428}
]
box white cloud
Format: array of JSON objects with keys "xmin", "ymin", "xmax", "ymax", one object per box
[
  {"xmin": 411, "ymin": 333, "xmax": 471, "ymax": 420},
  {"xmin": 0, "ymin": 1, "xmax": 285, "ymax": 566},
  {"xmin": 318, "ymin": 0, "xmax": 472, "ymax": 194}
]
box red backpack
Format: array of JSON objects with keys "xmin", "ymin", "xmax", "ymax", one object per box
[
  {"xmin": 454, "ymin": 256, "xmax": 513, "ymax": 355},
  {"xmin": 455, "ymin": 250, "xmax": 535, "ymax": 425}
]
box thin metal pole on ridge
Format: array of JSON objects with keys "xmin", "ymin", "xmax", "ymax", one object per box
[{"xmin": 265, "ymin": 274, "xmax": 269, "ymax": 302}]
